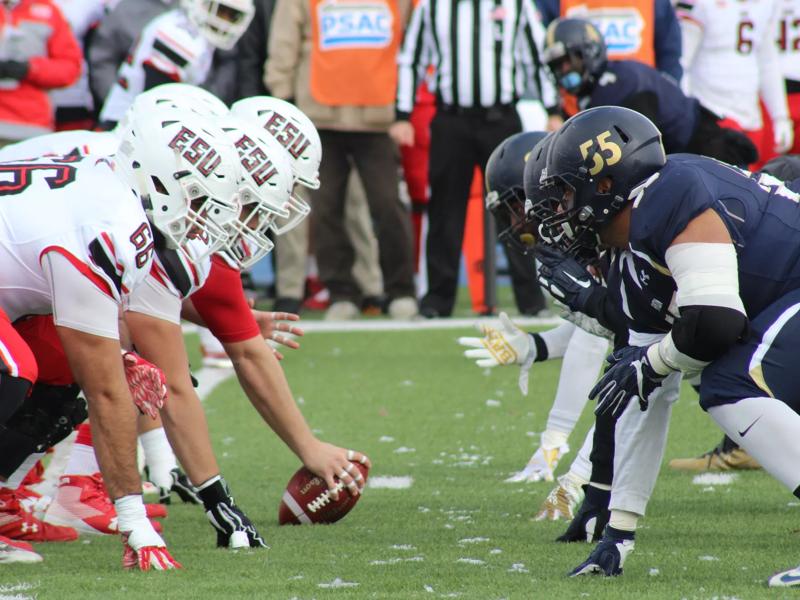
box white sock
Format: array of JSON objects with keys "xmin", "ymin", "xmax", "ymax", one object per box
[
  {"xmin": 140, "ymin": 428, "xmax": 178, "ymax": 490},
  {"xmin": 63, "ymin": 423, "xmax": 100, "ymax": 476},
  {"xmin": 609, "ymin": 509, "xmax": 639, "ymax": 532},
  {"xmin": 709, "ymin": 396, "xmax": 800, "ymax": 491}
]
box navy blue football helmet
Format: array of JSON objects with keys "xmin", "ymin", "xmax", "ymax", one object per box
[
  {"xmin": 543, "ymin": 18, "xmax": 607, "ymax": 96},
  {"xmin": 485, "ymin": 130, "xmax": 548, "ymax": 254},
  {"xmin": 540, "ymin": 106, "xmax": 666, "ymax": 256}
]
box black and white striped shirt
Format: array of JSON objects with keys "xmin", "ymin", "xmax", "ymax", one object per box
[{"xmin": 396, "ymin": 0, "xmax": 556, "ymax": 119}]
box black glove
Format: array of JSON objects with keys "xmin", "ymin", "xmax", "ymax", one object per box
[
  {"xmin": 589, "ymin": 345, "xmax": 667, "ymax": 417},
  {"xmin": 197, "ymin": 476, "xmax": 268, "ymax": 549},
  {"xmin": 535, "ymin": 245, "xmax": 603, "ymax": 315},
  {"xmin": 0, "ymin": 60, "xmax": 29, "ymax": 81},
  {"xmin": 159, "ymin": 467, "xmax": 201, "ymax": 505}
]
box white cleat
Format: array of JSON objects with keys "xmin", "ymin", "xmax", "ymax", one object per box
[
  {"xmin": 505, "ymin": 444, "xmax": 569, "ymax": 483},
  {"xmin": 0, "ymin": 535, "xmax": 43, "ymax": 564},
  {"xmin": 769, "ymin": 565, "xmax": 800, "ymax": 587}
]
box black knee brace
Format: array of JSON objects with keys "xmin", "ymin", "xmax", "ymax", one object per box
[
  {"xmin": 0, "ymin": 374, "xmax": 33, "ymax": 424},
  {"xmin": 0, "ymin": 383, "xmax": 87, "ymax": 478}
]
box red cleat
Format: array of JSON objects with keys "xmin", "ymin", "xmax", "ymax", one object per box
[
  {"xmin": 0, "ymin": 488, "xmax": 77, "ymax": 542},
  {"xmin": 45, "ymin": 473, "xmax": 164, "ymax": 535}
]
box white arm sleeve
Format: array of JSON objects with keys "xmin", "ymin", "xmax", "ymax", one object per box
[
  {"xmin": 42, "ymin": 251, "xmax": 120, "ymax": 340},
  {"xmin": 678, "ymin": 18, "xmax": 702, "ymax": 95},
  {"xmin": 125, "ymin": 274, "xmax": 182, "ymax": 324}
]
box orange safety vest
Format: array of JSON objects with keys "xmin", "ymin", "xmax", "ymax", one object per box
[
  {"xmin": 560, "ymin": 0, "xmax": 655, "ymax": 115},
  {"xmin": 309, "ymin": 0, "xmax": 401, "ymax": 106}
]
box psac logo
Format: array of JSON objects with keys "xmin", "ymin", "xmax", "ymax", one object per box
[
  {"xmin": 264, "ymin": 112, "xmax": 310, "ymax": 160},
  {"xmin": 565, "ymin": 5, "xmax": 644, "ymax": 55},
  {"xmin": 168, "ymin": 127, "xmax": 222, "ymax": 177},
  {"xmin": 317, "ymin": 0, "xmax": 393, "ymax": 50},
  {"xmin": 234, "ymin": 135, "xmax": 279, "ymax": 186}
]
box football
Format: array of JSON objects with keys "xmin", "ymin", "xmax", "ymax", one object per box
[{"xmin": 278, "ymin": 463, "xmax": 369, "ymax": 525}]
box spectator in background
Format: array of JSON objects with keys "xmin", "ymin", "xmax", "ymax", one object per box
[
  {"xmin": 677, "ymin": 0, "xmax": 793, "ymax": 167},
  {"xmin": 392, "ymin": 0, "xmax": 554, "ymax": 319},
  {"xmin": 236, "ymin": 0, "xmax": 274, "ymax": 98},
  {"xmin": 776, "ymin": 0, "xmax": 800, "ymax": 155},
  {"xmin": 86, "ymin": 0, "xmax": 176, "ymax": 110},
  {"xmin": 52, "ymin": 0, "xmax": 108, "ymax": 130},
  {"xmin": 266, "ymin": 0, "xmax": 418, "ymax": 320},
  {"xmin": 0, "ymin": 0, "xmax": 81, "ymax": 145},
  {"xmin": 535, "ymin": 0, "xmax": 682, "ymax": 80}
]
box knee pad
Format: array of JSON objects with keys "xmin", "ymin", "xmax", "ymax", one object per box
[
  {"xmin": 0, "ymin": 383, "xmax": 87, "ymax": 477},
  {"xmin": 0, "ymin": 374, "xmax": 33, "ymax": 424}
]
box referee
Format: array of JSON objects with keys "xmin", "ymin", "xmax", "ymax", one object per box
[{"xmin": 390, "ymin": 0, "xmax": 557, "ymax": 318}]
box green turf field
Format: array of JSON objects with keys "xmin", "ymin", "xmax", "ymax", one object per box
[{"xmin": 3, "ymin": 327, "xmax": 797, "ymax": 599}]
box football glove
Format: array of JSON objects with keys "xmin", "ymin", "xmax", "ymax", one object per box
[
  {"xmin": 116, "ymin": 495, "xmax": 181, "ymax": 571},
  {"xmin": 505, "ymin": 443, "xmax": 569, "ymax": 483},
  {"xmin": 457, "ymin": 312, "xmax": 537, "ymax": 395},
  {"xmin": 774, "ymin": 117, "xmax": 795, "ymax": 155},
  {"xmin": 198, "ymin": 476, "xmax": 268, "ymax": 549},
  {"xmin": 589, "ymin": 346, "xmax": 666, "ymax": 418},
  {"xmin": 535, "ymin": 474, "xmax": 586, "ymax": 521},
  {"xmin": 535, "ymin": 245, "xmax": 601, "ymax": 315},
  {"xmin": 556, "ymin": 485, "xmax": 609, "ymax": 543},
  {"xmin": 122, "ymin": 351, "xmax": 167, "ymax": 419},
  {"xmin": 569, "ymin": 526, "xmax": 635, "ymax": 577}
]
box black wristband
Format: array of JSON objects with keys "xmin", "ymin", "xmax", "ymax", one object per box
[
  {"xmin": 197, "ymin": 476, "xmax": 229, "ymax": 510},
  {"xmin": 531, "ymin": 332, "xmax": 549, "ymax": 362}
]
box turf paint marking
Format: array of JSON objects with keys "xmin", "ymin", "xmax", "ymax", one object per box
[
  {"xmin": 367, "ymin": 476, "xmax": 414, "ymax": 489},
  {"xmin": 692, "ymin": 473, "xmax": 738, "ymax": 486},
  {"xmin": 318, "ymin": 578, "xmax": 358, "ymax": 588}
]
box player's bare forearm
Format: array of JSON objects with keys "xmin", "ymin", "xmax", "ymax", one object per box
[
  {"xmin": 125, "ymin": 311, "xmax": 219, "ymax": 486},
  {"xmin": 225, "ymin": 336, "xmax": 317, "ymax": 459},
  {"xmin": 56, "ymin": 326, "xmax": 140, "ymax": 499}
]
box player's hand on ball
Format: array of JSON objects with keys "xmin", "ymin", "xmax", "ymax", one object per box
[{"xmin": 302, "ymin": 441, "xmax": 371, "ymax": 500}]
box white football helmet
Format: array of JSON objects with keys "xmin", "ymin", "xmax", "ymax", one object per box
[
  {"xmin": 181, "ymin": 0, "xmax": 255, "ymax": 50},
  {"xmin": 115, "ymin": 84, "xmax": 228, "ymax": 136},
  {"xmin": 218, "ymin": 115, "xmax": 294, "ymax": 268},
  {"xmin": 231, "ymin": 96, "xmax": 321, "ymax": 189},
  {"xmin": 114, "ymin": 105, "xmax": 242, "ymax": 261}
]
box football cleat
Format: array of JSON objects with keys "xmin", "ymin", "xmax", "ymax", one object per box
[
  {"xmin": 569, "ymin": 526, "xmax": 635, "ymax": 577},
  {"xmin": 535, "ymin": 474, "xmax": 586, "ymax": 521},
  {"xmin": 45, "ymin": 474, "xmax": 164, "ymax": 535},
  {"xmin": 768, "ymin": 565, "xmax": 800, "ymax": 587},
  {"xmin": 505, "ymin": 444, "xmax": 569, "ymax": 483},
  {"xmin": 0, "ymin": 488, "xmax": 77, "ymax": 542},
  {"xmin": 0, "ymin": 535, "xmax": 43, "ymax": 563},
  {"xmin": 160, "ymin": 468, "xmax": 201, "ymax": 505},
  {"xmin": 668, "ymin": 436, "xmax": 761, "ymax": 472},
  {"xmin": 556, "ymin": 485, "xmax": 609, "ymax": 543}
]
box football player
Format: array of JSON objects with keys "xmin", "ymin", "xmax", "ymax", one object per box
[
  {"xmin": 536, "ymin": 105, "xmax": 800, "ymax": 585},
  {"xmin": 677, "ymin": 0, "xmax": 793, "ymax": 165},
  {"xmin": 98, "ymin": 0, "xmax": 255, "ymax": 128},
  {"xmin": 0, "ymin": 102, "xmax": 242, "ymax": 569},
  {"xmin": 543, "ymin": 17, "xmax": 758, "ymax": 167}
]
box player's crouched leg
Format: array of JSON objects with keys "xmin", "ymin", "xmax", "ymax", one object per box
[{"xmin": 699, "ymin": 289, "xmax": 800, "ymax": 586}]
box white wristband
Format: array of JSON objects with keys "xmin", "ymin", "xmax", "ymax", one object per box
[{"xmin": 114, "ymin": 494, "xmax": 147, "ymax": 533}]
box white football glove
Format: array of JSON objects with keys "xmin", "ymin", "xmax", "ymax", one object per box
[
  {"xmin": 457, "ymin": 312, "xmax": 537, "ymax": 395},
  {"xmin": 774, "ymin": 118, "xmax": 795, "ymax": 155},
  {"xmin": 504, "ymin": 443, "xmax": 569, "ymax": 483},
  {"xmin": 535, "ymin": 473, "xmax": 586, "ymax": 521}
]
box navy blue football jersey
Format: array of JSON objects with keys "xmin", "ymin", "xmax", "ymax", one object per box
[
  {"xmin": 628, "ymin": 154, "xmax": 800, "ymax": 319},
  {"xmin": 581, "ymin": 61, "xmax": 699, "ymax": 153}
]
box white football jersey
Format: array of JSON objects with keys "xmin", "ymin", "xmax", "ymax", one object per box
[
  {"xmin": 99, "ymin": 9, "xmax": 214, "ymax": 123},
  {"xmin": 677, "ymin": 0, "xmax": 779, "ymax": 129},
  {"xmin": 0, "ymin": 156, "xmax": 154, "ymax": 322},
  {"xmin": 776, "ymin": 0, "xmax": 800, "ymax": 81},
  {"xmin": 0, "ymin": 130, "xmax": 119, "ymax": 162},
  {"xmin": 51, "ymin": 0, "xmax": 110, "ymax": 112}
]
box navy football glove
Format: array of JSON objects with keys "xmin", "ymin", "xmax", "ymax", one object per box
[
  {"xmin": 569, "ymin": 526, "xmax": 635, "ymax": 577},
  {"xmin": 556, "ymin": 484, "xmax": 609, "ymax": 543},
  {"xmin": 535, "ymin": 245, "xmax": 601, "ymax": 314},
  {"xmin": 589, "ymin": 346, "xmax": 667, "ymax": 418}
]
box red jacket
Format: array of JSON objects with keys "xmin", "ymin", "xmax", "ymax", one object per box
[{"xmin": 0, "ymin": 0, "xmax": 81, "ymax": 138}]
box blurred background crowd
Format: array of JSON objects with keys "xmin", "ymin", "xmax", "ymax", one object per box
[{"xmin": 2, "ymin": 0, "xmax": 798, "ymax": 329}]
